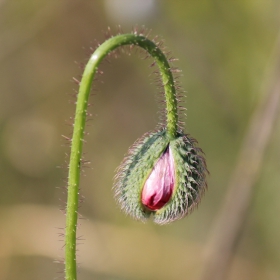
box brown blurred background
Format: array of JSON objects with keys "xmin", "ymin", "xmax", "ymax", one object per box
[{"xmin": 0, "ymin": 0, "xmax": 280, "ymax": 279}]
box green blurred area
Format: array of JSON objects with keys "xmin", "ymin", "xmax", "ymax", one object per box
[{"xmin": 0, "ymin": 0, "xmax": 279, "ymax": 279}]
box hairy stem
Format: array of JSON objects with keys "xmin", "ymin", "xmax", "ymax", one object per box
[{"xmin": 65, "ymin": 33, "xmax": 178, "ymax": 280}]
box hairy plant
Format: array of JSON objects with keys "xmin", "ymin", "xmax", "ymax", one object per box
[{"xmin": 65, "ymin": 29, "xmax": 208, "ymax": 280}]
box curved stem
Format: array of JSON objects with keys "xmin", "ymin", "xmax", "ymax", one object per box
[{"xmin": 65, "ymin": 33, "xmax": 178, "ymax": 280}]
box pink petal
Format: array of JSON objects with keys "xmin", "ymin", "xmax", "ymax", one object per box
[{"xmin": 141, "ymin": 146, "xmax": 175, "ymax": 210}]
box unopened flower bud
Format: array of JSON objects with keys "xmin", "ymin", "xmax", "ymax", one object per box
[{"xmin": 114, "ymin": 129, "xmax": 208, "ymax": 224}]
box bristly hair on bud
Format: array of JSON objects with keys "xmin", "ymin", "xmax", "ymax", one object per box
[{"xmin": 114, "ymin": 129, "xmax": 208, "ymax": 225}]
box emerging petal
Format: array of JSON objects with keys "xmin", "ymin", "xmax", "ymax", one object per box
[{"xmin": 141, "ymin": 146, "xmax": 175, "ymax": 210}]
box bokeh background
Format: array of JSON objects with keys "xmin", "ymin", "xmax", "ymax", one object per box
[{"xmin": 0, "ymin": 0, "xmax": 280, "ymax": 279}]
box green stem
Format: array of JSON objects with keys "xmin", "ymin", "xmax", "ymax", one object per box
[{"xmin": 65, "ymin": 33, "xmax": 178, "ymax": 280}]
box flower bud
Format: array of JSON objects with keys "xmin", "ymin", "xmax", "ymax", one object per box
[{"xmin": 114, "ymin": 129, "xmax": 208, "ymax": 224}]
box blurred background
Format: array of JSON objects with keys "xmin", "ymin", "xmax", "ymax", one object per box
[{"xmin": 0, "ymin": 0, "xmax": 280, "ymax": 279}]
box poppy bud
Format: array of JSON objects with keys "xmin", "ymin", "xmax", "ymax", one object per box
[{"xmin": 114, "ymin": 129, "xmax": 208, "ymax": 224}]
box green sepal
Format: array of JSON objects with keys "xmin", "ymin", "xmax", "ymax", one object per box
[
  {"xmin": 114, "ymin": 130, "xmax": 169, "ymax": 221},
  {"xmin": 154, "ymin": 133, "xmax": 208, "ymax": 224}
]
